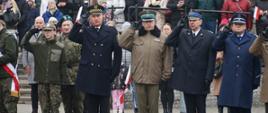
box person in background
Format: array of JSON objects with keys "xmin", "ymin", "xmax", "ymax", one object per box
[
  {"xmin": 42, "ymin": 0, "xmax": 63, "ymax": 23},
  {"xmin": 0, "ymin": 0, "xmax": 21, "ymax": 41},
  {"xmin": 196, "ymin": 0, "xmax": 223, "ymax": 33},
  {"xmin": 59, "ymin": 18, "xmax": 84, "ymax": 113},
  {"xmin": 249, "ymin": 27, "xmax": 268, "ymax": 113},
  {"xmin": 17, "ymin": 0, "xmax": 39, "ymax": 43},
  {"xmin": 214, "ymin": 14, "xmax": 261, "ymax": 113},
  {"xmin": 220, "ymin": 0, "xmax": 252, "ymax": 30},
  {"xmin": 21, "ymin": 16, "xmax": 45, "ymax": 113},
  {"xmin": 160, "ymin": 23, "xmax": 175, "ymax": 113}
]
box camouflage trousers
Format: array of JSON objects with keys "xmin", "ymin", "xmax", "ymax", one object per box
[
  {"xmin": 0, "ymin": 78, "xmax": 19, "ymax": 113},
  {"xmin": 61, "ymin": 85, "xmax": 85, "ymax": 113},
  {"xmin": 38, "ymin": 84, "xmax": 61, "ymax": 113}
]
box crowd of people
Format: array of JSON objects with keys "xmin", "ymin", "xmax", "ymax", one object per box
[{"xmin": 0, "ymin": 0, "xmax": 268, "ymax": 113}]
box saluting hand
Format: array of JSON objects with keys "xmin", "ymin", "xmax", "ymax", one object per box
[
  {"xmin": 30, "ymin": 28, "xmax": 40, "ymax": 34},
  {"xmin": 177, "ymin": 0, "xmax": 184, "ymax": 9},
  {"xmin": 219, "ymin": 25, "xmax": 231, "ymax": 38}
]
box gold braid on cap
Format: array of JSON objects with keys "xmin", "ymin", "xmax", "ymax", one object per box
[{"xmin": 89, "ymin": 9, "xmax": 102, "ymax": 14}]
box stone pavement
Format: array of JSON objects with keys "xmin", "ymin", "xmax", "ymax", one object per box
[{"xmin": 17, "ymin": 104, "xmax": 265, "ymax": 113}]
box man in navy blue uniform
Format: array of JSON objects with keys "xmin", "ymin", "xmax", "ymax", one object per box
[
  {"xmin": 165, "ymin": 12, "xmax": 216, "ymax": 113},
  {"xmin": 213, "ymin": 14, "xmax": 261, "ymax": 113},
  {"xmin": 69, "ymin": 4, "xmax": 122, "ymax": 113}
]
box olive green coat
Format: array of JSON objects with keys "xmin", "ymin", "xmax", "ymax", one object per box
[
  {"xmin": 0, "ymin": 28, "xmax": 18, "ymax": 79},
  {"xmin": 21, "ymin": 31, "xmax": 64, "ymax": 84}
]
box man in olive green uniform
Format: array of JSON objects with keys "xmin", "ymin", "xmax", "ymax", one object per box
[
  {"xmin": 0, "ymin": 20, "xmax": 18, "ymax": 113},
  {"xmin": 21, "ymin": 23, "xmax": 64, "ymax": 113},
  {"xmin": 59, "ymin": 18, "xmax": 84, "ymax": 113},
  {"xmin": 118, "ymin": 11, "xmax": 173, "ymax": 113}
]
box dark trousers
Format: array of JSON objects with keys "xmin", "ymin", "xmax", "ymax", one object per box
[
  {"xmin": 265, "ymin": 103, "xmax": 268, "ymax": 113},
  {"xmin": 61, "ymin": 85, "xmax": 84, "ymax": 113},
  {"xmin": 83, "ymin": 93, "xmax": 110, "ymax": 113},
  {"xmin": 31, "ymin": 84, "xmax": 38, "ymax": 112},
  {"xmin": 184, "ymin": 93, "xmax": 207, "ymax": 113},
  {"xmin": 216, "ymin": 96, "xmax": 223, "ymax": 113},
  {"xmin": 160, "ymin": 81, "xmax": 174, "ymax": 113},
  {"xmin": 228, "ymin": 107, "xmax": 251, "ymax": 113}
]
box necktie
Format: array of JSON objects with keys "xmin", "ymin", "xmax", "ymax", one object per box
[
  {"xmin": 95, "ymin": 28, "xmax": 99, "ymax": 32},
  {"xmin": 237, "ymin": 35, "xmax": 242, "ymax": 41},
  {"xmin": 191, "ymin": 32, "xmax": 196, "ymax": 43}
]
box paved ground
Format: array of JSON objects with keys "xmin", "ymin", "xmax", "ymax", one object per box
[{"xmin": 18, "ymin": 104, "xmax": 265, "ymax": 113}]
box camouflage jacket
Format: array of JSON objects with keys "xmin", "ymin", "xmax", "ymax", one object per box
[
  {"xmin": 21, "ymin": 31, "xmax": 64, "ymax": 84},
  {"xmin": 59, "ymin": 34, "xmax": 81, "ymax": 85},
  {"xmin": 0, "ymin": 29, "xmax": 18, "ymax": 79}
]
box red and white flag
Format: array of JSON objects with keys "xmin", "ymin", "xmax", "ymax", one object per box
[
  {"xmin": 0, "ymin": 52, "xmax": 20, "ymax": 97},
  {"xmin": 254, "ymin": 6, "xmax": 261, "ymax": 21},
  {"xmin": 119, "ymin": 93, "xmax": 124, "ymax": 104}
]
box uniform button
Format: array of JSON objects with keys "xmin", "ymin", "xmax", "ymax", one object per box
[
  {"xmin": 237, "ymin": 56, "xmax": 240, "ymax": 58},
  {"xmin": 93, "ymin": 53, "xmax": 96, "ymax": 56},
  {"xmin": 236, "ymin": 65, "xmax": 239, "ymax": 67},
  {"xmin": 236, "ymin": 74, "xmax": 239, "ymax": 77},
  {"xmin": 91, "ymin": 63, "xmax": 94, "ymax": 66},
  {"xmin": 100, "ymin": 44, "xmax": 104, "ymax": 46},
  {"xmin": 97, "ymin": 64, "xmax": 101, "ymax": 68},
  {"xmin": 94, "ymin": 43, "xmax": 97, "ymax": 46},
  {"xmin": 238, "ymin": 47, "xmax": 241, "ymax": 50},
  {"xmin": 99, "ymin": 54, "xmax": 103, "ymax": 57}
]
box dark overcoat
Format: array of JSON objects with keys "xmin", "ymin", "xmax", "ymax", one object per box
[
  {"xmin": 69, "ymin": 24, "xmax": 122, "ymax": 96},
  {"xmin": 213, "ymin": 31, "xmax": 261, "ymax": 109},
  {"xmin": 165, "ymin": 26, "xmax": 216, "ymax": 94}
]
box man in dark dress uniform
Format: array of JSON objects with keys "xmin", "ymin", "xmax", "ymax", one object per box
[
  {"xmin": 69, "ymin": 4, "xmax": 122, "ymax": 113},
  {"xmin": 165, "ymin": 12, "xmax": 216, "ymax": 113}
]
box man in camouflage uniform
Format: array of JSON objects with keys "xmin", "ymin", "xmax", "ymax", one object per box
[
  {"xmin": 21, "ymin": 23, "xmax": 64, "ymax": 113},
  {"xmin": 0, "ymin": 20, "xmax": 18, "ymax": 113},
  {"xmin": 59, "ymin": 18, "xmax": 84, "ymax": 113}
]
